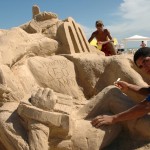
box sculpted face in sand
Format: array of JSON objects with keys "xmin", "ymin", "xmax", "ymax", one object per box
[{"xmin": 0, "ymin": 5, "xmax": 150, "ymax": 150}]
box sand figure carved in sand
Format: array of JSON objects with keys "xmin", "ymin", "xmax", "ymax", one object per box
[{"xmin": 0, "ymin": 5, "xmax": 150, "ymax": 150}]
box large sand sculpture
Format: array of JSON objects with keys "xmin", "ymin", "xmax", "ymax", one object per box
[{"xmin": 0, "ymin": 5, "xmax": 150, "ymax": 150}]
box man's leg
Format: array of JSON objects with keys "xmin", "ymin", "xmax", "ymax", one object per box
[{"xmin": 106, "ymin": 42, "xmax": 117, "ymax": 55}]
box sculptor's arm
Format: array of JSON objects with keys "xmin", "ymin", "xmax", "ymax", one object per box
[
  {"xmin": 91, "ymin": 99, "xmax": 150, "ymax": 127},
  {"xmin": 116, "ymin": 81, "xmax": 150, "ymax": 96},
  {"xmin": 88, "ymin": 32, "xmax": 95, "ymax": 43},
  {"xmin": 106, "ymin": 29, "xmax": 113, "ymax": 41},
  {"xmin": 97, "ymin": 40, "xmax": 114, "ymax": 45}
]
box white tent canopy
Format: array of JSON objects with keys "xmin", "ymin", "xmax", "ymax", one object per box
[{"xmin": 122, "ymin": 35, "xmax": 150, "ymax": 49}]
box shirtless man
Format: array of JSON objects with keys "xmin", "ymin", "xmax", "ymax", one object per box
[
  {"xmin": 140, "ymin": 41, "xmax": 146, "ymax": 48},
  {"xmin": 88, "ymin": 20, "xmax": 117, "ymax": 56}
]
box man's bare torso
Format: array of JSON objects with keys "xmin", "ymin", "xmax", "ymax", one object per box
[{"xmin": 93, "ymin": 29, "xmax": 109, "ymax": 42}]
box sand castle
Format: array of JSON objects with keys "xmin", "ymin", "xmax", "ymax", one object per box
[{"xmin": 0, "ymin": 5, "xmax": 150, "ymax": 150}]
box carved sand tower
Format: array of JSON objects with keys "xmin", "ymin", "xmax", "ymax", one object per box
[{"xmin": 57, "ymin": 17, "xmax": 92, "ymax": 54}]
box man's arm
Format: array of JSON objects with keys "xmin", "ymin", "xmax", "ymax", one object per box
[
  {"xmin": 98, "ymin": 40, "xmax": 114, "ymax": 45},
  {"xmin": 105, "ymin": 29, "xmax": 113, "ymax": 41},
  {"xmin": 116, "ymin": 81, "xmax": 150, "ymax": 96},
  {"xmin": 88, "ymin": 32, "xmax": 95, "ymax": 43},
  {"xmin": 91, "ymin": 100, "xmax": 150, "ymax": 127},
  {"xmin": 113, "ymin": 100, "xmax": 150, "ymax": 122},
  {"xmin": 128, "ymin": 84, "xmax": 150, "ymax": 96}
]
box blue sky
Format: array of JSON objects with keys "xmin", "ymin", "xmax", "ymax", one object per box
[{"xmin": 0, "ymin": 0, "xmax": 150, "ymax": 47}]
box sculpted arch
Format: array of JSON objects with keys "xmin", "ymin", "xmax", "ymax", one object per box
[{"xmin": 57, "ymin": 17, "xmax": 91, "ymax": 54}]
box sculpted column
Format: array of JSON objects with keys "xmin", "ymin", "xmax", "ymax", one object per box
[{"xmin": 32, "ymin": 5, "xmax": 40, "ymax": 19}]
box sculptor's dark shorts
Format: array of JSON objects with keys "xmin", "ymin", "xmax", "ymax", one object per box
[
  {"xmin": 101, "ymin": 44, "xmax": 111, "ymax": 56},
  {"xmin": 101, "ymin": 43, "xmax": 116, "ymax": 56}
]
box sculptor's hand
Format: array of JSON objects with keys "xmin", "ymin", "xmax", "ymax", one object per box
[
  {"xmin": 97, "ymin": 40, "xmax": 114, "ymax": 45},
  {"xmin": 91, "ymin": 115, "xmax": 115, "ymax": 127},
  {"xmin": 114, "ymin": 81, "xmax": 129, "ymax": 91},
  {"xmin": 110, "ymin": 39, "xmax": 114, "ymax": 43}
]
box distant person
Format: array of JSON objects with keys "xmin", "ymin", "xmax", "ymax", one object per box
[
  {"xmin": 117, "ymin": 43, "xmax": 125, "ymax": 54},
  {"xmin": 140, "ymin": 41, "xmax": 146, "ymax": 47},
  {"xmin": 88, "ymin": 20, "xmax": 117, "ymax": 56}
]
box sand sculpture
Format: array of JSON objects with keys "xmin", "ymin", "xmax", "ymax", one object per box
[{"xmin": 0, "ymin": 5, "xmax": 150, "ymax": 150}]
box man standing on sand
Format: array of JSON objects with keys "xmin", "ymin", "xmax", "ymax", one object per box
[
  {"xmin": 91, "ymin": 47, "xmax": 150, "ymax": 127},
  {"xmin": 140, "ymin": 41, "xmax": 146, "ymax": 48},
  {"xmin": 88, "ymin": 20, "xmax": 117, "ymax": 56}
]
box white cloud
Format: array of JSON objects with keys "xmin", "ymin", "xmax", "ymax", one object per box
[
  {"xmin": 120, "ymin": 0, "xmax": 150, "ymax": 20},
  {"xmin": 109, "ymin": 0, "xmax": 150, "ymax": 41}
]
